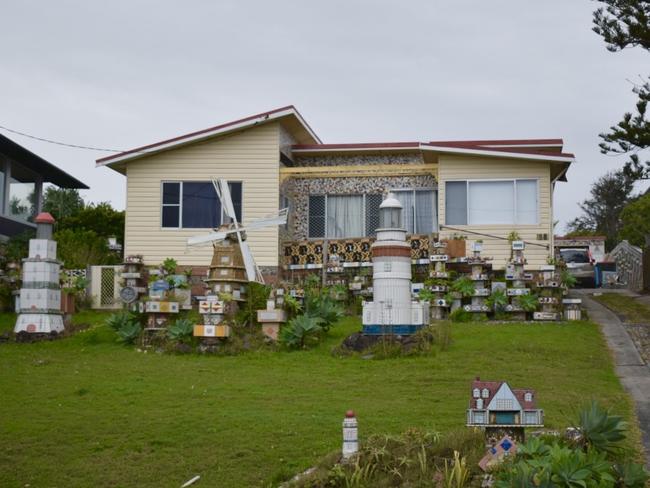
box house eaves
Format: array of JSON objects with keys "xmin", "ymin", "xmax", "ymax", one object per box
[{"xmin": 96, "ymin": 105, "xmax": 321, "ymax": 170}]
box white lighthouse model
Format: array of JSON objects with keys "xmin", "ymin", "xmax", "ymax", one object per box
[
  {"xmin": 362, "ymin": 194, "xmax": 429, "ymax": 335},
  {"xmin": 14, "ymin": 212, "xmax": 64, "ymax": 336}
]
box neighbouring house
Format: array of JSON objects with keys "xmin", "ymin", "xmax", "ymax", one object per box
[
  {"xmin": 0, "ymin": 134, "xmax": 88, "ymax": 238},
  {"xmin": 96, "ymin": 106, "xmax": 574, "ymax": 277},
  {"xmin": 466, "ymin": 377, "xmax": 543, "ymax": 428},
  {"xmin": 554, "ymin": 235, "xmax": 606, "ymax": 263}
]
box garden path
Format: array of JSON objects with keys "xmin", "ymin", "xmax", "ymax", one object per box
[{"xmin": 577, "ymin": 290, "xmax": 650, "ymax": 467}]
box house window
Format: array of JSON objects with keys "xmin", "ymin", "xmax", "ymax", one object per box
[
  {"xmin": 524, "ymin": 411, "xmax": 538, "ymax": 424},
  {"xmin": 472, "ymin": 388, "xmax": 480, "ymax": 398},
  {"xmin": 524, "ymin": 392, "xmax": 533, "ymax": 402},
  {"xmin": 161, "ymin": 181, "xmax": 242, "ymax": 229},
  {"xmin": 476, "ymin": 398, "xmax": 483, "ymax": 409},
  {"xmin": 308, "ymin": 194, "xmax": 382, "ymax": 238},
  {"xmin": 392, "ymin": 189, "xmax": 437, "ymax": 234},
  {"xmin": 445, "ymin": 179, "xmax": 538, "ymax": 225},
  {"xmin": 473, "ymin": 411, "xmax": 485, "ymax": 424},
  {"xmin": 481, "ymin": 388, "xmax": 490, "ymax": 398},
  {"xmin": 495, "ymin": 399, "xmax": 514, "ymax": 410}
]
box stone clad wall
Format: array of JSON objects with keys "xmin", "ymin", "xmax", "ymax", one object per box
[
  {"xmin": 293, "ymin": 153, "xmax": 423, "ymax": 167},
  {"xmin": 281, "ymin": 174, "xmax": 437, "ymax": 240}
]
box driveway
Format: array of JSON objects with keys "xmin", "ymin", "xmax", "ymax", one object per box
[{"xmin": 575, "ymin": 290, "xmax": 650, "ymax": 467}]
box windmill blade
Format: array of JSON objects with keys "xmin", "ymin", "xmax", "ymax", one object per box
[
  {"xmin": 239, "ymin": 239, "xmax": 261, "ymax": 283},
  {"xmin": 213, "ymin": 178, "xmax": 237, "ymax": 222},
  {"xmin": 186, "ymin": 231, "xmax": 228, "ymax": 247},
  {"xmin": 243, "ymin": 209, "xmax": 288, "ymax": 231}
]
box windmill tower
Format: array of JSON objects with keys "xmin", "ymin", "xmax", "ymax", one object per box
[{"xmin": 187, "ymin": 179, "xmax": 287, "ymax": 339}]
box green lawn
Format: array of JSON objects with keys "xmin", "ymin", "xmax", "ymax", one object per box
[
  {"xmin": 594, "ymin": 292, "xmax": 650, "ymax": 323},
  {"xmin": 0, "ymin": 314, "xmax": 642, "ymax": 487}
]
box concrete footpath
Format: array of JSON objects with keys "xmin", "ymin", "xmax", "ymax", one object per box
[{"xmin": 576, "ymin": 291, "xmax": 650, "ymax": 467}]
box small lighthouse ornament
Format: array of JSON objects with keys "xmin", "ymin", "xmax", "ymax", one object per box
[
  {"xmin": 14, "ymin": 212, "xmax": 65, "ymax": 337},
  {"xmin": 362, "ymin": 193, "xmax": 429, "ymax": 335}
]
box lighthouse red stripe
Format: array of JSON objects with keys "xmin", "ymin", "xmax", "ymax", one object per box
[{"xmin": 372, "ymin": 246, "xmax": 412, "ymax": 258}]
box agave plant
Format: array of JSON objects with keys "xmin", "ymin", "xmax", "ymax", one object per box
[
  {"xmin": 575, "ymin": 401, "xmax": 627, "ymax": 454},
  {"xmin": 279, "ymin": 315, "xmax": 324, "ymax": 349},
  {"xmin": 116, "ymin": 320, "xmax": 142, "ymax": 344},
  {"xmin": 167, "ymin": 318, "xmax": 194, "ymax": 342},
  {"xmin": 105, "ymin": 311, "xmax": 135, "ymax": 331},
  {"xmin": 283, "ymin": 294, "xmax": 303, "ymax": 319}
]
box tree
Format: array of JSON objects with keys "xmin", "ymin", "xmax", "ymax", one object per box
[
  {"xmin": 54, "ymin": 228, "xmax": 120, "ymax": 268},
  {"xmin": 593, "ymin": 1, "xmax": 650, "ymax": 179},
  {"xmin": 566, "ymin": 170, "xmax": 637, "ymax": 250},
  {"xmin": 57, "ymin": 202, "xmax": 125, "ymax": 247},
  {"xmin": 42, "ymin": 187, "xmax": 85, "ymax": 220},
  {"xmin": 619, "ymin": 191, "xmax": 650, "ymax": 246}
]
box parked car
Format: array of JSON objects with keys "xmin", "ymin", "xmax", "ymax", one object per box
[{"xmin": 559, "ymin": 248, "xmax": 595, "ymax": 286}]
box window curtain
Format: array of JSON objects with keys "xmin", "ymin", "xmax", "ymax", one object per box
[
  {"xmin": 515, "ymin": 179, "xmax": 537, "ymax": 224},
  {"xmin": 468, "ymin": 181, "xmax": 514, "ymax": 225},
  {"xmin": 415, "ymin": 190, "xmax": 435, "ymax": 234},
  {"xmin": 394, "ymin": 191, "xmax": 415, "ymax": 233},
  {"xmin": 445, "ymin": 182, "xmax": 467, "ymax": 225},
  {"xmin": 326, "ymin": 195, "xmax": 363, "ymax": 238}
]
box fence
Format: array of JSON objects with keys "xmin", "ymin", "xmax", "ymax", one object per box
[
  {"xmin": 608, "ymin": 241, "xmax": 643, "ymax": 292},
  {"xmin": 88, "ymin": 265, "xmax": 122, "ymax": 309}
]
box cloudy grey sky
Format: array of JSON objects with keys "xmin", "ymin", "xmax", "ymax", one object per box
[{"xmin": 1, "ymin": 0, "xmax": 647, "ymax": 231}]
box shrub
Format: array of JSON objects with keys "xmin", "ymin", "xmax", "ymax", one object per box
[
  {"xmin": 561, "ymin": 268, "xmax": 578, "ymax": 289},
  {"xmin": 235, "ymin": 281, "xmax": 271, "ymax": 326},
  {"xmin": 304, "ymin": 294, "xmax": 344, "ymax": 331},
  {"xmin": 417, "ymin": 288, "xmax": 435, "ymax": 303},
  {"xmin": 486, "ymin": 289, "xmax": 508, "ymax": 313},
  {"xmin": 55, "ymin": 228, "xmax": 118, "ymax": 267},
  {"xmin": 450, "ymin": 277, "xmax": 475, "ymax": 298},
  {"xmin": 516, "ymin": 293, "xmax": 538, "ymax": 313},
  {"xmin": 449, "ymin": 308, "xmax": 472, "ymax": 323},
  {"xmin": 161, "ymin": 257, "xmax": 177, "ymax": 275},
  {"xmin": 279, "ymin": 315, "xmax": 323, "ymax": 349},
  {"xmin": 167, "ymin": 318, "xmax": 194, "ymax": 343},
  {"xmin": 283, "ymin": 294, "xmax": 303, "ymax": 319}
]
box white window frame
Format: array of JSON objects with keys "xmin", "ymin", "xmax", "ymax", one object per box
[
  {"xmin": 390, "ymin": 188, "xmax": 438, "ymax": 234},
  {"xmin": 160, "ymin": 180, "xmax": 243, "ymax": 230},
  {"xmin": 445, "ymin": 178, "xmax": 540, "ymax": 226},
  {"xmin": 308, "ymin": 193, "xmax": 381, "ymax": 239}
]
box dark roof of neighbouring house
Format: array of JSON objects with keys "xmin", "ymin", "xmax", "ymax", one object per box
[{"xmin": 0, "ymin": 134, "xmax": 89, "ymax": 189}]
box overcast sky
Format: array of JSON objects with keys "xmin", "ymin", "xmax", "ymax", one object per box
[{"xmin": 1, "ymin": 0, "xmax": 647, "ymax": 232}]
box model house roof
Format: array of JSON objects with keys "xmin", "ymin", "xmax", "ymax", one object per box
[
  {"xmin": 0, "ymin": 134, "xmax": 88, "ymax": 189},
  {"xmin": 96, "ymin": 106, "xmax": 574, "ymax": 182},
  {"xmin": 469, "ymin": 377, "xmax": 537, "ymax": 410}
]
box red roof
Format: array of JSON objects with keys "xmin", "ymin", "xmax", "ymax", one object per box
[
  {"xmin": 97, "ymin": 105, "xmax": 320, "ymax": 165},
  {"xmin": 470, "ymin": 377, "xmax": 537, "ymax": 410},
  {"xmin": 34, "ymin": 212, "xmax": 55, "ymax": 224}
]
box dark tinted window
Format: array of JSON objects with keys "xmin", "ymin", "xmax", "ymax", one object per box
[
  {"xmin": 309, "ymin": 195, "xmax": 325, "ymax": 238},
  {"xmin": 560, "ymin": 249, "xmax": 590, "ymax": 264},
  {"xmin": 365, "ymin": 194, "xmax": 383, "ymax": 236},
  {"xmin": 162, "ymin": 206, "xmax": 180, "ymax": 228},
  {"xmin": 182, "ymin": 182, "xmax": 220, "ymax": 228},
  {"xmin": 162, "ymin": 182, "xmax": 180, "ymax": 204},
  {"xmin": 228, "ymin": 182, "xmax": 243, "ymax": 222}
]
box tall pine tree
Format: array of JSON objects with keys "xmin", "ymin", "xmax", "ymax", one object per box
[{"xmin": 593, "ymin": 1, "xmax": 650, "ymax": 178}]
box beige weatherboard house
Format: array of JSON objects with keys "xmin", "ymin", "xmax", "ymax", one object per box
[{"xmin": 97, "ymin": 106, "xmax": 574, "ymax": 277}]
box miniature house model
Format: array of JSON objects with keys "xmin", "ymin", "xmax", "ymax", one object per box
[
  {"xmin": 14, "ymin": 213, "xmax": 64, "ymax": 336},
  {"xmin": 466, "ymin": 377, "xmax": 543, "ymax": 428},
  {"xmin": 362, "ymin": 194, "xmax": 429, "ymax": 335}
]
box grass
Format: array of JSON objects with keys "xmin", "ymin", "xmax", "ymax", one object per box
[
  {"xmin": 594, "ymin": 293, "xmax": 650, "ymax": 323},
  {"xmin": 0, "ymin": 313, "xmax": 643, "ymax": 487}
]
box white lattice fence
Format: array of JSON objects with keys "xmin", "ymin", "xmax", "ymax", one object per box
[
  {"xmin": 89, "ymin": 265, "xmax": 122, "ymax": 309},
  {"xmin": 609, "ymin": 241, "xmax": 643, "ymax": 291},
  {"xmin": 61, "ymin": 269, "xmax": 87, "ymax": 288}
]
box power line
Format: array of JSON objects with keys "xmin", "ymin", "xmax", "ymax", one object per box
[{"xmin": 0, "ymin": 124, "xmax": 123, "ymax": 153}]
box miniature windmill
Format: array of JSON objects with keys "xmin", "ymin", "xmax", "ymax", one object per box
[{"xmin": 187, "ymin": 178, "xmax": 288, "ymax": 292}]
